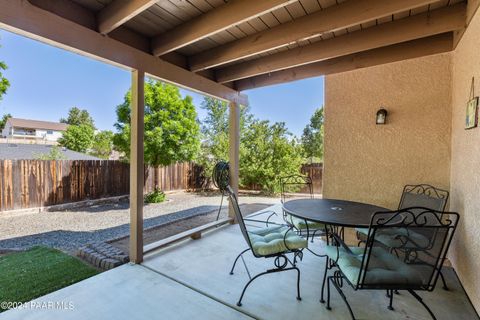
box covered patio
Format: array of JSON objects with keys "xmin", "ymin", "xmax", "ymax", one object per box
[
  {"xmin": 1, "ymin": 0, "xmax": 480, "ymax": 319},
  {"xmin": 0, "ymin": 208, "xmax": 477, "ymax": 320}
]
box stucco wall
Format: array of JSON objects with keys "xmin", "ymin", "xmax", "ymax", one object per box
[
  {"xmin": 449, "ymin": 6, "xmax": 480, "ymax": 312},
  {"xmin": 323, "ymin": 53, "xmax": 452, "ymax": 210}
]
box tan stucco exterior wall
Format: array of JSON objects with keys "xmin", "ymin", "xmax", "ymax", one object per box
[
  {"xmin": 324, "ymin": 8, "xmax": 480, "ymax": 311},
  {"xmin": 323, "ymin": 54, "xmax": 452, "ymax": 210},
  {"xmin": 449, "ymin": 6, "xmax": 480, "ymax": 312}
]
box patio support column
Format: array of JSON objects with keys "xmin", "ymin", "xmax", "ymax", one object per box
[
  {"xmin": 129, "ymin": 69, "xmax": 145, "ymax": 263},
  {"xmin": 228, "ymin": 101, "xmax": 240, "ymax": 222}
]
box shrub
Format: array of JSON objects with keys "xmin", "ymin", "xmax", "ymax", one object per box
[{"xmin": 144, "ymin": 188, "xmax": 166, "ymax": 203}]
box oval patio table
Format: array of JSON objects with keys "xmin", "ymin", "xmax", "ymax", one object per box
[{"xmin": 282, "ymin": 198, "xmax": 389, "ymax": 228}]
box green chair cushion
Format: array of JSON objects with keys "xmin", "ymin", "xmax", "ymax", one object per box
[
  {"xmin": 286, "ymin": 214, "xmax": 325, "ymax": 231},
  {"xmin": 325, "ymin": 245, "xmax": 423, "ymax": 286},
  {"xmin": 355, "ymin": 227, "xmax": 430, "ymax": 249},
  {"xmin": 248, "ymin": 226, "xmax": 308, "ymax": 256}
]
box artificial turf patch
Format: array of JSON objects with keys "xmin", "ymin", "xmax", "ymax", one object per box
[{"xmin": 0, "ymin": 246, "xmax": 99, "ymax": 312}]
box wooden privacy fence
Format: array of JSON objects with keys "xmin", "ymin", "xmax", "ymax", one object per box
[
  {"xmin": 301, "ymin": 163, "xmax": 323, "ymax": 194},
  {"xmin": 0, "ymin": 160, "xmax": 323, "ymax": 211},
  {"xmin": 0, "ymin": 160, "xmax": 203, "ymax": 212}
]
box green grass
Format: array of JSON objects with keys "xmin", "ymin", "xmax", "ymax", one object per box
[{"xmin": 0, "ymin": 246, "xmax": 99, "ymax": 312}]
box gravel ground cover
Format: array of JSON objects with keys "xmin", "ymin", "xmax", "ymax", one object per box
[{"xmin": 0, "ymin": 191, "xmax": 279, "ymax": 253}]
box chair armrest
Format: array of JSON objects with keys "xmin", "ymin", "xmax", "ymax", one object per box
[
  {"xmin": 246, "ymin": 210, "xmax": 279, "ymax": 227},
  {"xmin": 243, "ymin": 218, "xmax": 285, "ymax": 227},
  {"xmin": 248, "ymin": 210, "xmax": 278, "ymax": 218},
  {"xmin": 331, "ymin": 232, "xmax": 354, "ymax": 255},
  {"xmin": 328, "ymin": 232, "xmax": 355, "ymax": 265}
]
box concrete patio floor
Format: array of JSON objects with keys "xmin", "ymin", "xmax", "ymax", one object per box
[{"xmin": 1, "ymin": 204, "xmax": 477, "ymax": 320}]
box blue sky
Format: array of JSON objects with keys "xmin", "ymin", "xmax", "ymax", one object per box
[{"xmin": 0, "ymin": 29, "xmax": 324, "ymax": 137}]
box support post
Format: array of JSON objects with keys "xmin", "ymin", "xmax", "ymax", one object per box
[
  {"xmin": 228, "ymin": 101, "xmax": 240, "ymax": 222},
  {"xmin": 129, "ymin": 69, "xmax": 145, "ymax": 263}
]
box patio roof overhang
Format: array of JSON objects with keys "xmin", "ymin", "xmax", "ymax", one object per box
[
  {"xmin": 2, "ymin": 0, "xmax": 478, "ymax": 93},
  {"xmin": 1, "ymin": 0, "xmax": 479, "ymax": 263}
]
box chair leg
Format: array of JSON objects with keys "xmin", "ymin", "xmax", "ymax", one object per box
[
  {"xmin": 229, "ymin": 248, "xmax": 251, "ymax": 275},
  {"xmin": 237, "ymin": 267, "xmax": 301, "ymax": 307},
  {"xmin": 439, "ymin": 269, "xmax": 449, "ymax": 291},
  {"xmin": 320, "ymin": 257, "xmax": 329, "ymax": 303},
  {"xmin": 388, "ymin": 289, "xmax": 394, "ymax": 311},
  {"xmin": 310, "ymin": 229, "xmax": 323, "ymax": 243},
  {"xmin": 326, "ymin": 275, "xmax": 332, "ymax": 310},
  {"xmin": 408, "ymin": 290, "xmax": 437, "ymax": 320},
  {"xmin": 328, "ymin": 276, "xmax": 356, "ymax": 320},
  {"xmin": 295, "ymin": 266, "xmax": 302, "ymax": 301}
]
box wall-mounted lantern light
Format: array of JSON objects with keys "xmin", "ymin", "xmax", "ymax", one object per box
[{"xmin": 376, "ymin": 108, "xmax": 388, "ymax": 125}]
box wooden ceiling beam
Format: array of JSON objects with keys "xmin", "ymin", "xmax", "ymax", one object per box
[
  {"xmin": 152, "ymin": 0, "xmax": 296, "ymax": 56},
  {"xmin": 189, "ymin": 0, "xmax": 441, "ymax": 72},
  {"xmin": 216, "ymin": 4, "xmax": 466, "ymax": 83},
  {"xmin": 0, "ymin": 0, "xmax": 247, "ymax": 105},
  {"xmin": 234, "ymin": 33, "xmax": 453, "ymax": 91},
  {"xmin": 97, "ymin": 0, "xmax": 160, "ymax": 34}
]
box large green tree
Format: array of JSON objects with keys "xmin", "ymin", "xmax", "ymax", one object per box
[
  {"xmin": 60, "ymin": 107, "xmax": 95, "ymax": 129},
  {"xmin": 240, "ymin": 120, "xmax": 304, "ymax": 194},
  {"xmin": 198, "ymin": 97, "xmax": 304, "ymax": 193},
  {"xmin": 58, "ymin": 107, "xmax": 96, "ymax": 153},
  {"xmin": 197, "ymin": 97, "xmax": 252, "ymax": 180},
  {"xmin": 58, "ymin": 124, "xmax": 95, "ymax": 153},
  {"xmin": 90, "ymin": 130, "xmax": 114, "ymax": 159},
  {"xmin": 113, "ymin": 80, "xmax": 200, "ymax": 185},
  {"xmin": 301, "ymin": 107, "xmax": 324, "ymax": 162}
]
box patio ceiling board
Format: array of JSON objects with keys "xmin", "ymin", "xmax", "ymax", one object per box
[
  {"xmin": 179, "ymin": 14, "xmax": 272, "ymax": 56},
  {"xmin": 284, "ymin": 0, "xmax": 308, "ymax": 19},
  {"xmin": 187, "ymin": 0, "xmax": 444, "ymax": 72},
  {"xmin": 97, "ymin": 0, "xmax": 162, "ymax": 35},
  {"xmin": 151, "ymin": 0, "xmax": 297, "ymax": 56},
  {"xmin": 70, "ymin": 0, "xmax": 109, "ymax": 11},
  {"xmin": 234, "ymin": 33, "xmax": 454, "ymax": 91},
  {"xmin": 299, "ymin": 0, "xmax": 322, "ymax": 14},
  {"xmin": 147, "ymin": 4, "xmax": 183, "ymax": 25},
  {"xmin": 125, "ymin": 9, "xmax": 169, "ymax": 37},
  {"xmin": 216, "ymin": 3, "xmax": 466, "ymax": 83}
]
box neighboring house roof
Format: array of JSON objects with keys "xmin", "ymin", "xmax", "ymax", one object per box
[
  {"xmin": 7, "ymin": 118, "xmax": 68, "ymax": 131},
  {"xmin": 0, "ymin": 144, "xmax": 100, "ymax": 160}
]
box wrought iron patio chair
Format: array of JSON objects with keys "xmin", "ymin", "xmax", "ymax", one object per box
[
  {"xmin": 323, "ymin": 207, "xmax": 459, "ymax": 320},
  {"xmin": 355, "ymin": 184, "xmax": 450, "ymax": 289},
  {"xmin": 278, "ymin": 175, "xmax": 327, "ymax": 243},
  {"xmin": 226, "ymin": 186, "xmax": 307, "ymax": 307}
]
